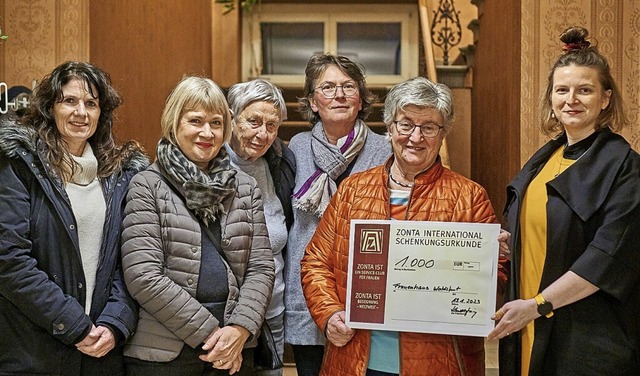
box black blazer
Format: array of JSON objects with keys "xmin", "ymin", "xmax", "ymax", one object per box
[{"xmin": 500, "ymin": 130, "xmax": 640, "ymax": 375}]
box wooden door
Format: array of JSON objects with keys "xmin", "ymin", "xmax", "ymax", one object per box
[{"xmin": 90, "ymin": 0, "xmax": 212, "ymax": 156}]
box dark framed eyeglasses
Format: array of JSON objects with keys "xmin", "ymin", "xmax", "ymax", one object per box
[
  {"xmin": 393, "ymin": 120, "xmax": 443, "ymax": 138},
  {"xmin": 313, "ymin": 82, "xmax": 358, "ymax": 98}
]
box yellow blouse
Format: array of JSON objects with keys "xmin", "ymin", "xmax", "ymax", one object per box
[{"xmin": 519, "ymin": 146, "xmax": 576, "ymax": 375}]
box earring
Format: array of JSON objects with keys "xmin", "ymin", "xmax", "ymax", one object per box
[{"xmin": 551, "ymin": 111, "xmax": 556, "ymax": 119}]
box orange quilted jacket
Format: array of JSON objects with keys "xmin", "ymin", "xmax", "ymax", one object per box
[{"xmin": 301, "ymin": 160, "xmax": 508, "ymax": 376}]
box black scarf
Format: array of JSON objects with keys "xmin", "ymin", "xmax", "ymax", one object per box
[{"xmin": 156, "ymin": 138, "xmax": 236, "ymax": 224}]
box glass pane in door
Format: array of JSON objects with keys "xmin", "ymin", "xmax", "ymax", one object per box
[
  {"xmin": 337, "ymin": 22, "xmax": 401, "ymax": 75},
  {"xmin": 261, "ymin": 22, "xmax": 324, "ymax": 75}
]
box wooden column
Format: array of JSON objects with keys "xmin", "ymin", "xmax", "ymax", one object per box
[{"xmin": 211, "ymin": 1, "xmax": 241, "ymax": 87}]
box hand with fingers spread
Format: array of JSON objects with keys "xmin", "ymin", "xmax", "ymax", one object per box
[{"xmin": 325, "ymin": 311, "xmax": 355, "ymax": 347}]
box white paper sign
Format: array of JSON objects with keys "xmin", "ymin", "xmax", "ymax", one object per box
[{"xmin": 346, "ymin": 219, "xmax": 500, "ymax": 337}]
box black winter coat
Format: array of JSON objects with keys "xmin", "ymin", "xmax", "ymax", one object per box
[
  {"xmin": 499, "ymin": 130, "xmax": 640, "ymax": 376},
  {"xmin": 0, "ymin": 122, "xmax": 148, "ymax": 375},
  {"xmin": 264, "ymin": 137, "xmax": 296, "ymax": 231}
]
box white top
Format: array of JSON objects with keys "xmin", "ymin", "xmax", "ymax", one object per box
[{"xmin": 65, "ymin": 143, "xmax": 106, "ymax": 314}]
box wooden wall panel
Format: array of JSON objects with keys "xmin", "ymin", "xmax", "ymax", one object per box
[
  {"xmin": 0, "ymin": 0, "xmax": 5, "ymax": 79},
  {"xmin": 90, "ymin": 0, "xmax": 212, "ymax": 156},
  {"xmin": 212, "ymin": 2, "xmax": 240, "ymax": 87},
  {"xmin": 623, "ymin": 1, "xmax": 640, "ymax": 147},
  {"xmin": 0, "ymin": 0, "xmax": 89, "ymax": 88},
  {"xmin": 521, "ymin": 0, "xmax": 640, "ymax": 160},
  {"xmin": 448, "ymin": 87, "xmax": 472, "ymax": 178},
  {"xmin": 471, "ymin": 0, "xmax": 522, "ymax": 222}
]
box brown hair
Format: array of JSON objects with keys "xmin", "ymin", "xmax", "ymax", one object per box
[
  {"xmin": 298, "ymin": 53, "xmax": 377, "ymax": 125},
  {"xmin": 20, "ymin": 61, "xmax": 143, "ymax": 181},
  {"xmin": 540, "ymin": 27, "xmax": 627, "ymax": 137}
]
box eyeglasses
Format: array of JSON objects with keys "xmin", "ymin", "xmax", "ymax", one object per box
[
  {"xmin": 313, "ymin": 82, "xmax": 358, "ymax": 98},
  {"xmin": 393, "ymin": 120, "xmax": 443, "ymax": 138}
]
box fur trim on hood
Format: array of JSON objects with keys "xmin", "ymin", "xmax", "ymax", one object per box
[
  {"xmin": 0, "ymin": 119, "xmax": 37, "ymax": 158},
  {"xmin": 121, "ymin": 145, "xmax": 150, "ymax": 173}
]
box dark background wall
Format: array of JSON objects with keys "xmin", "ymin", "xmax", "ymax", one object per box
[
  {"xmin": 90, "ymin": 0, "xmax": 213, "ymax": 156},
  {"xmin": 472, "ymin": 1, "xmax": 522, "ymax": 223},
  {"xmin": 89, "ymin": 0, "xmax": 520, "ymax": 219}
]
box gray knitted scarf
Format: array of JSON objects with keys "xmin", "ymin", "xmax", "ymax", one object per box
[
  {"xmin": 156, "ymin": 138, "xmax": 236, "ymax": 224},
  {"xmin": 292, "ymin": 119, "xmax": 367, "ymax": 217}
]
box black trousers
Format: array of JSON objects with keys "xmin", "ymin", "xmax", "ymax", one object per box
[
  {"xmin": 290, "ymin": 344, "xmax": 324, "ymax": 376},
  {"xmin": 125, "ymin": 345, "xmax": 254, "ymax": 376}
]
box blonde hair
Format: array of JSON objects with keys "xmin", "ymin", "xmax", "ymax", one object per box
[
  {"xmin": 540, "ymin": 26, "xmax": 627, "ymax": 138},
  {"xmin": 161, "ymin": 76, "xmax": 232, "ymax": 144}
]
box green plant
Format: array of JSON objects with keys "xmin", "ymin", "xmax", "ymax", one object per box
[
  {"xmin": 0, "ymin": 17, "xmax": 8, "ymax": 43},
  {"xmin": 215, "ymin": 0, "xmax": 260, "ymax": 14}
]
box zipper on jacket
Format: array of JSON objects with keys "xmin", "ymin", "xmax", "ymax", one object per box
[
  {"xmin": 403, "ymin": 185, "xmax": 416, "ymax": 221},
  {"xmin": 452, "ymin": 336, "xmax": 468, "ymax": 376},
  {"xmin": 96, "ymin": 173, "xmax": 118, "ymax": 271}
]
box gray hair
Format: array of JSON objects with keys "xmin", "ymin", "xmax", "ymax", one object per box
[
  {"xmin": 227, "ymin": 79, "xmax": 287, "ymax": 122},
  {"xmin": 383, "ymin": 76, "xmax": 454, "ymax": 133}
]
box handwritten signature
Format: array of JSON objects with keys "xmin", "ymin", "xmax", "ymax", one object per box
[{"xmin": 451, "ymin": 306, "xmax": 478, "ymax": 318}]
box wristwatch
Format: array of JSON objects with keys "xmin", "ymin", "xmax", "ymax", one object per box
[{"xmin": 534, "ymin": 293, "xmax": 554, "ymax": 318}]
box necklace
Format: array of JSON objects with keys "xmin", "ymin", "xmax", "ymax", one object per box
[
  {"xmin": 389, "ymin": 172, "xmax": 413, "ymax": 188},
  {"xmin": 555, "ymin": 145, "xmax": 589, "ymax": 177}
]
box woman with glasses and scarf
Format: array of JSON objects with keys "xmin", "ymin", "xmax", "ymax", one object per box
[
  {"xmin": 300, "ymin": 77, "xmax": 509, "ymax": 376},
  {"xmin": 121, "ymin": 76, "xmax": 274, "ymax": 376},
  {"xmin": 285, "ymin": 53, "xmax": 391, "ymax": 376}
]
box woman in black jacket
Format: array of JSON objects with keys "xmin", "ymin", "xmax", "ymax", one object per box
[
  {"xmin": 489, "ymin": 27, "xmax": 640, "ymax": 376},
  {"xmin": 0, "ymin": 61, "xmax": 147, "ymax": 375}
]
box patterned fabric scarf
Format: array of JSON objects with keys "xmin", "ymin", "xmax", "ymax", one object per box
[
  {"xmin": 156, "ymin": 138, "xmax": 237, "ymax": 224},
  {"xmin": 292, "ymin": 119, "xmax": 367, "ymax": 217}
]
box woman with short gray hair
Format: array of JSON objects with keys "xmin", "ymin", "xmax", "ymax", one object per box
[
  {"xmin": 301, "ymin": 76, "xmax": 509, "ymax": 375},
  {"xmin": 226, "ymin": 78, "xmax": 295, "ymax": 376}
]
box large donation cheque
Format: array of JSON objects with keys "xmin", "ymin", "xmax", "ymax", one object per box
[{"xmin": 346, "ymin": 219, "xmax": 500, "ymax": 337}]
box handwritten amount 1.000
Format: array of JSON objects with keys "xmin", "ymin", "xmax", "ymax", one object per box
[{"xmin": 395, "ymin": 256, "xmax": 434, "ymax": 269}]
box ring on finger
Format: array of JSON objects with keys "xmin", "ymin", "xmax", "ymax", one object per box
[{"xmin": 218, "ymin": 360, "xmax": 224, "ymax": 365}]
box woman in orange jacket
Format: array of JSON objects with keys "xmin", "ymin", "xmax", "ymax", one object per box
[{"xmin": 301, "ymin": 76, "xmax": 510, "ymax": 376}]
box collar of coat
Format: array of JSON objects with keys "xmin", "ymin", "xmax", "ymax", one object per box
[
  {"xmin": 507, "ymin": 129, "xmax": 631, "ymax": 221},
  {"xmin": 384, "ymin": 155, "xmax": 445, "ymax": 186}
]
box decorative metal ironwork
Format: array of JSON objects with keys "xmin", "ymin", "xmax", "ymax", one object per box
[
  {"xmin": 430, "ymin": 0, "xmax": 463, "ymax": 65},
  {"xmin": 215, "ymin": 0, "xmax": 260, "ymax": 15}
]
